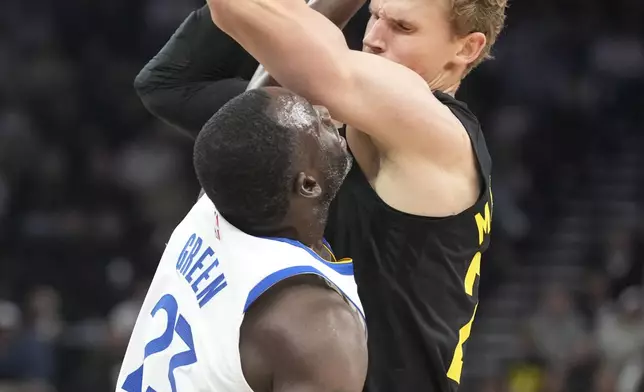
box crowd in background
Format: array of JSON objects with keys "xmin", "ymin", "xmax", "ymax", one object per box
[
  {"xmin": 0, "ymin": 0, "xmax": 643, "ymax": 391},
  {"xmin": 492, "ymin": 265, "xmax": 644, "ymax": 392}
]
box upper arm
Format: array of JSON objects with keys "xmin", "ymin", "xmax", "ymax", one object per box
[
  {"xmin": 211, "ymin": 0, "xmax": 469, "ymax": 161},
  {"xmin": 136, "ymin": 78, "xmax": 249, "ymax": 138},
  {"xmin": 271, "ymin": 304, "xmax": 367, "ymax": 392},
  {"xmin": 240, "ymin": 278, "xmax": 367, "ymax": 392},
  {"xmin": 134, "ymin": 5, "xmax": 255, "ymax": 138},
  {"xmin": 318, "ymin": 51, "xmax": 470, "ymax": 160}
]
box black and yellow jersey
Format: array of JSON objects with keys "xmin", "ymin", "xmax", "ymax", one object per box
[
  {"xmin": 325, "ymin": 91, "xmax": 493, "ymax": 392},
  {"xmin": 132, "ymin": 7, "xmax": 492, "ymax": 389}
]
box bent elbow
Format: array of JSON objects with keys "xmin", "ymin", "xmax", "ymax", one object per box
[
  {"xmin": 133, "ymin": 65, "xmax": 157, "ymax": 98},
  {"xmin": 132, "ymin": 65, "xmax": 176, "ymax": 123},
  {"xmin": 133, "ymin": 72, "xmax": 159, "ymax": 113},
  {"xmin": 133, "ymin": 70, "xmax": 147, "ymax": 95},
  {"xmin": 132, "ymin": 71, "xmax": 186, "ymax": 134},
  {"xmin": 136, "ymin": 90, "xmax": 166, "ymax": 122}
]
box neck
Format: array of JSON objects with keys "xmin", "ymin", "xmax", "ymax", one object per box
[
  {"xmin": 310, "ymin": 239, "xmax": 328, "ymax": 257},
  {"xmin": 440, "ymin": 82, "xmax": 460, "ymax": 96},
  {"xmin": 260, "ymin": 221, "xmax": 326, "ymax": 249},
  {"xmin": 273, "ymin": 228, "xmax": 330, "ymax": 261},
  {"xmin": 276, "ymin": 204, "xmax": 328, "ymax": 248},
  {"xmin": 427, "ymin": 70, "xmax": 463, "ymax": 96},
  {"xmin": 243, "ymin": 221, "xmax": 298, "ymax": 242},
  {"xmin": 298, "ymin": 223, "xmax": 326, "ymax": 249}
]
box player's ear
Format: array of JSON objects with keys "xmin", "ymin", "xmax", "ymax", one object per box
[
  {"xmin": 295, "ymin": 172, "xmax": 322, "ymax": 198},
  {"xmin": 454, "ymin": 32, "xmax": 486, "ymax": 67}
]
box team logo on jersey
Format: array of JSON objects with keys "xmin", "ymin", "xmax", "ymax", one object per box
[{"xmin": 214, "ymin": 212, "xmax": 221, "ymax": 240}]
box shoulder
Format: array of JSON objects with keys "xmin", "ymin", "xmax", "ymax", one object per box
[
  {"xmin": 433, "ymin": 91, "xmax": 479, "ymax": 126},
  {"xmin": 240, "ymin": 275, "xmax": 367, "ymax": 392}
]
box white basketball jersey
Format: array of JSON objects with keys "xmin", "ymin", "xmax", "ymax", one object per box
[{"xmin": 116, "ymin": 195, "xmax": 364, "ymax": 392}]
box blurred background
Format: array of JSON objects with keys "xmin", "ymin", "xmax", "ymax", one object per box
[{"xmin": 0, "ymin": 0, "xmax": 643, "ymax": 391}]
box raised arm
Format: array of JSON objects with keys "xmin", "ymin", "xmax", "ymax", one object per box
[
  {"xmin": 134, "ymin": 5, "xmax": 256, "ymax": 137},
  {"xmin": 240, "ymin": 277, "xmax": 367, "ymax": 392},
  {"xmin": 135, "ymin": 2, "xmax": 368, "ymax": 139},
  {"xmin": 209, "ymin": 0, "xmax": 470, "ymax": 160}
]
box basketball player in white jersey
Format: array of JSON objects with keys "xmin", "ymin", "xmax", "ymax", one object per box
[{"xmin": 116, "ymin": 87, "xmax": 367, "ymax": 392}]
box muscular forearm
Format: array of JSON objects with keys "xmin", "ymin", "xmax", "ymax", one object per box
[{"xmin": 246, "ymin": 0, "xmax": 367, "ymax": 91}]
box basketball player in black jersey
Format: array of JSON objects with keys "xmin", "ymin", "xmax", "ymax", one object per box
[{"xmin": 133, "ymin": 0, "xmax": 506, "ymax": 390}]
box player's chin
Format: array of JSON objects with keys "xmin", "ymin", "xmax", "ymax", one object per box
[
  {"xmin": 340, "ymin": 135, "xmax": 347, "ymax": 150},
  {"xmin": 329, "ymin": 154, "xmax": 352, "ymax": 183},
  {"xmin": 342, "ymin": 154, "xmax": 353, "ymax": 178}
]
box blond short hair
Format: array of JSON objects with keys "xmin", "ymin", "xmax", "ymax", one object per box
[{"xmin": 449, "ymin": 0, "xmax": 508, "ymax": 70}]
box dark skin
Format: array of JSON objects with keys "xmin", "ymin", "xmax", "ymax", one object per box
[
  {"xmin": 241, "ymin": 275, "xmax": 367, "ymax": 392},
  {"xmin": 228, "ymin": 88, "xmax": 365, "ymax": 392},
  {"xmin": 251, "ymin": 88, "xmax": 349, "ymax": 255},
  {"xmin": 196, "ymin": 0, "xmax": 362, "ymax": 237},
  {"xmin": 244, "ymin": 0, "xmax": 359, "ymax": 255},
  {"xmin": 137, "ymin": 0, "xmax": 367, "ymax": 388}
]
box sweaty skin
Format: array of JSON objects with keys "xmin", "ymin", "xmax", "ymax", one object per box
[{"xmin": 207, "ymin": 0, "xmax": 482, "ymax": 218}]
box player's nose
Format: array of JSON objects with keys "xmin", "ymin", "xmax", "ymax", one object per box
[
  {"xmin": 363, "ymin": 22, "xmax": 386, "ymax": 54},
  {"xmin": 314, "ymin": 105, "xmax": 332, "ymax": 123}
]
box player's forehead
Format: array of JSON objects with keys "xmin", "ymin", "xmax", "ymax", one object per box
[
  {"xmin": 369, "ymin": 0, "xmax": 448, "ymax": 22},
  {"xmin": 269, "ymin": 93, "xmax": 318, "ymax": 130}
]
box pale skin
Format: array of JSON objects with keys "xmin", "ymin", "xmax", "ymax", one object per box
[{"xmin": 208, "ymin": 0, "xmax": 488, "ymax": 217}]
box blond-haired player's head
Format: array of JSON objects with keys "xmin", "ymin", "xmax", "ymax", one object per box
[{"xmin": 363, "ymin": 0, "xmax": 507, "ymax": 91}]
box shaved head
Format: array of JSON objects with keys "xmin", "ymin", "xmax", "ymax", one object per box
[{"xmin": 194, "ymin": 87, "xmax": 351, "ymax": 242}]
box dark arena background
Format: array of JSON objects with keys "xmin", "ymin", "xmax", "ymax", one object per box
[{"xmin": 1, "ymin": 0, "xmax": 643, "ymax": 391}]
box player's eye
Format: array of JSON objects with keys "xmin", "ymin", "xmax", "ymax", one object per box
[{"xmin": 395, "ymin": 22, "xmax": 413, "ymax": 33}]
